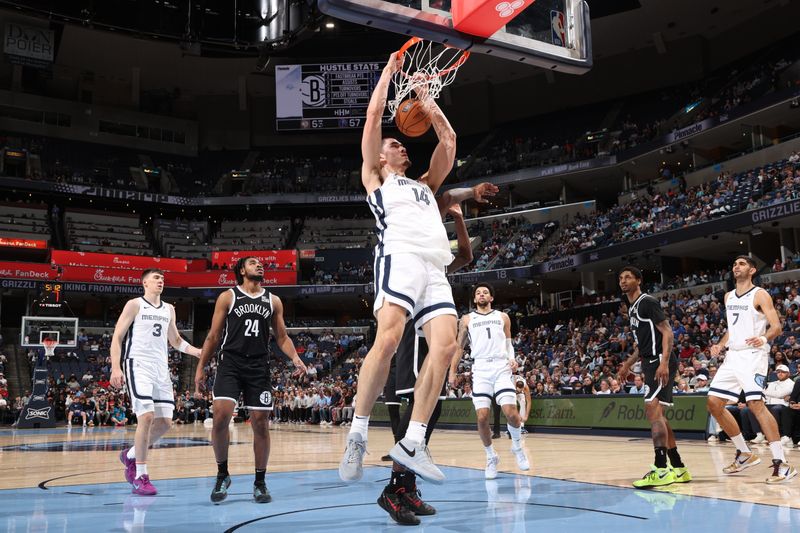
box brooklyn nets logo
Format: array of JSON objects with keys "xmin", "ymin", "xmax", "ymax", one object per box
[{"xmin": 259, "ymin": 391, "xmax": 273, "ymax": 406}]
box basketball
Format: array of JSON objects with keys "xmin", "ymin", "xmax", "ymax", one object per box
[{"xmin": 395, "ymin": 98, "xmax": 431, "ymax": 137}]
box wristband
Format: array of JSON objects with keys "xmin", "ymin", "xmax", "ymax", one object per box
[{"xmin": 178, "ymin": 340, "xmax": 190, "ymax": 353}]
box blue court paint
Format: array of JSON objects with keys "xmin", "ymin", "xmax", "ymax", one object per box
[{"xmin": 1, "ymin": 467, "xmax": 797, "ymax": 532}]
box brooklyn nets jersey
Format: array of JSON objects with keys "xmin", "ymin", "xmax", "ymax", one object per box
[
  {"xmin": 122, "ymin": 297, "xmax": 171, "ymax": 364},
  {"xmin": 367, "ymin": 173, "xmax": 452, "ymax": 266},
  {"xmin": 220, "ymin": 286, "xmax": 273, "ymax": 358},
  {"xmin": 725, "ymin": 286, "xmax": 769, "ymax": 351},
  {"xmin": 627, "ymin": 293, "xmax": 668, "ymax": 362},
  {"xmin": 468, "ymin": 310, "xmax": 507, "ymax": 360}
]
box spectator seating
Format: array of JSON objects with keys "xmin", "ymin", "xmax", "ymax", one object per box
[
  {"xmin": 66, "ymin": 210, "xmax": 152, "ymax": 255},
  {"xmin": 0, "ymin": 203, "xmax": 50, "ymax": 243}
]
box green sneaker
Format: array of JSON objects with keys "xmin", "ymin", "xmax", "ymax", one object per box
[
  {"xmin": 671, "ymin": 466, "xmax": 692, "ymax": 483},
  {"xmin": 632, "ymin": 466, "xmax": 675, "ymax": 488}
]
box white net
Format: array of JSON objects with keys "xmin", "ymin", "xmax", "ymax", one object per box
[
  {"xmin": 42, "ymin": 339, "xmax": 58, "ymax": 357},
  {"xmin": 388, "ymin": 37, "xmax": 469, "ymax": 118}
]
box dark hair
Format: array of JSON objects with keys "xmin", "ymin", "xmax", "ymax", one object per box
[
  {"xmin": 473, "ymin": 282, "xmax": 495, "ymax": 298},
  {"xmin": 618, "ymin": 265, "xmax": 642, "ymax": 281},
  {"xmin": 734, "ymin": 254, "xmax": 757, "ymax": 270},
  {"xmin": 234, "ymin": 256, "xmax": 256, "ymax": 285},
  {"xmin": 141, "ymin": 268, "xmax": 164, "ymax": 280}
]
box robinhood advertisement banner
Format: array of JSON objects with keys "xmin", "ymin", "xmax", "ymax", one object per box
[{"xmin": 372, "ymin": 395, "xmax": 707, "ymax": 432}]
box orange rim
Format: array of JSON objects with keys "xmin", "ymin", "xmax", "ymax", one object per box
[{"xmin": 395, "ymin": 36, "xmax": 470, "ymax": 81}]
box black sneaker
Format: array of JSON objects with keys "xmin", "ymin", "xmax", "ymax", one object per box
[
  {"xmin": 400, "ymin": 486, "xmax": 436, "ymax": 516},
  {"xmin": 491, "ymin": 432, "xmax": 501, "ymax": 439},
  {"xmin": 377, "ymin": 490, "xmax": 420, "ymax": 526},
  {"xmin": 210, "ymin": 475, "xmax": 231, "ymax": 504},
  {"xmin": 381, "ymin": 454, "xmax": 393, "ymax": 461},
  {"xmin": 253, "ymin": 482, "xmax": 272, "ymax": 503}
]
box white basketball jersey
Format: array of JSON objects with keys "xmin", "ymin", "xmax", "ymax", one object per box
[
  {"xmin": 725, "ymin": 287, "xmax": 769, "ymax": 351},
  {"xmin": 367, "ymin": 173, "xmax": 452, "ymax": 266},
  {"xmin": 123, "ymin": 297, "xmax": 171, "ymax": 364},
  {"xmin": 468, "ymin": 310, "xmax": 507, "ymax": 360}
]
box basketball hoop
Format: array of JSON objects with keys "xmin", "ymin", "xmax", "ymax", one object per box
[
  {"xmin": 388, "ymin": 37, "xmax": 470, "ymax": 118},
  {"xmin": 42, "ymin": 339, "xmax": 57, "ymax": 358}
]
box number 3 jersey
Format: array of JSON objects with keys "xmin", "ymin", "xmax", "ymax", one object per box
[
  {"xmin": 367, "ymin": 173, "xmax": 452, "ymax": 267},
  {"xmin": 220, "ymin": 286, "xmax": 273, "ymax": 359},
  {"xmin": 123, "ymin": 297, "xmax": 171, "ymax": 364}
]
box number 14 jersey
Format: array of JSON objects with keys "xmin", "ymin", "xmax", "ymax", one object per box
[
  {"xmin": 220, "ymin": 286, "xmax": 273, "ymax": 359},
  {"xmin": 367, "ymin": 173, "xmax": 452, "ymax": 267}
]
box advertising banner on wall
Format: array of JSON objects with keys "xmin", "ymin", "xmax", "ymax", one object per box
[
  {"xmin": 3, "ymin": 23, "xmax": 55, "ymax": 69},
  {"xmin": 50, "ymin": 250, "xmax": 189, "ymax": 272},
  {"xmin": 210, "ymin": 250, "xmax": 297, "ymax": 270},
  {"xmin": 0, "ymin": 237, "xmax": 48, "ymax": 249}
]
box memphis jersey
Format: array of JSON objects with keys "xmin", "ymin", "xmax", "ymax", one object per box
[
  {"xmin": 367, "ymin": 173, "xmax": 452, "ymax": 266},
  {"xmin": 220, "ymin": 286, "xmax": 273, "ymax": 358},
  {"xmin": 725, "ymin": 287, "xmax": 769, "ymax": 351},
  {"xmin": 123, "ymin": 297, "xmax": 171, "ymax": 364},
  {"xmin": 468, "ymin": 310, "xmax": 507, "ymax": 360}
]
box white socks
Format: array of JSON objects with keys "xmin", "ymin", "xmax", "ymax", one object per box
[
  {"xmin": 350, "ymin": 415, "xmax": 370, "ymax": 440},
  {"xmin": 405, "ymin": 421, "xmax": 427, "ymax": 446},
  {"xmin": 507, "ymin": 423, "xmax": 522, "ymax": 447},
  {"xmin": 731, "ymin": 434, "xmax": 751, "ymax": 454},
  {"xmin": 769, "ymin": 441, "xmax": 787, "ymax": 463},
  {"xmin": 135, "ymin": 462, "xmax": 148, "ymax": 479},
  {"xmin": 484, "ymin": 444, "xmax": 496, "ymax": 458},
  {"xmin": 127, "ymin": 447, "xmax": 136, "ymax": 460}
]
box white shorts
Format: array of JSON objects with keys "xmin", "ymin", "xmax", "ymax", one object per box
[
  {"xmin": 708, "ymin": 348, "xmax": 769, "ymax": 402},
  {"xmin": 124, "ymin": 358, "xmax": 175, "ymax": 418},
  {"xmin": 471, "ymin": 358, "xmax": 517, "ymax": 410},
  {"xmin": 373, "ymin": 252, "xmax": 456, "ymax": 333}
]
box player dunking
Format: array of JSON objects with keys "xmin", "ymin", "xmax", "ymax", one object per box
[
  {"xmin": 195, "ymin": 257, "xmax": 307, "ymax": 503},
  {"xmin": 452, "ymin": 283, "xmax": 529, "ymax": 480},
  {"xmin": 339, "ymin": 51, "xmax": 496, "ymax": 484},
  {"xmin": 379, "ymin": 194, "xmax": 491, "ymax": 525},
  {"xmin": 110, "ymin": 268, "xmax": 202, "ymax": 496},
  {"xmin": 706, "ymin": 255, "xmax": 797, "ymax": 483},
  {"xmin": 617, "ymin": 266, "xmax": 691, "ymax": 487}
]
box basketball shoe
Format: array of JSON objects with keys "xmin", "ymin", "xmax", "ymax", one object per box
[
  {"xmin": 485, "ymin": 454, "xmax": 499, "ymax": 480},
  {"xmin": 253, "ymin": 482, "xmax": 272, "ymax": 503},
  {"xmin": 401, "ymin": 474, "xmax": 436, "ymax": 516},
  {"xmin": 766, "ymin": 460, "xmax": 798, "ymax": 484},
  {"xmin": 339, "ymin": 433, "xmax": 368, "ymax": 481},
  {"xmin": 671, "ymin": 466, "xmax": 692, "ymax": 483},
  {"xmin": 722, "ymin": 450, "xmax": 761, "ymax": 473},
  {"xmin": 389, "ymin": 439, "xmax": 445, "ymax": 484},
  {"xmin": 119, "ymin": 448, "xmax": 136, "ymax": 484},
  {"xmin": 210, "ymin": 475, "xmax": 231, "ymax": 503},
  {"xmin": 632, "ymin": 466, "xmax": 675, "ymax": 488},
  {"xmin": 511, "ymin": 445, "xmax": 530, "ymax": 471},
  {"xmin": 131, "ymin": 475, "xmax": 157, "ymax": 496},
  {"xmin": 377, "ymin": 489, "xmax": 420, "ymax": 526}
]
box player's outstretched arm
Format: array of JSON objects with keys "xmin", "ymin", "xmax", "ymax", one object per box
[
  {"xmin": 437, "ymin": 183, "xmax": 499, "ymax": 214},
  {"xmin": 747, "ymin": 290, "xmax": 783, "ymax": 347},
  {"xmin": 195, "ymin": 290, "xmax": 232, "ymax": 395},
  {"xmin": 109, "ymin": 299, "xmax": 138, "ymax": 389},
  {"xmin": 447, "ymin": 204, "xmax": 473, "ymax": 273},
  {"xmin": 419, "ymin": 98, "xmax": 456, "ymax": 194},
  {"xmin": 449, "ymin": 315, "xmax": 470, "ymax": 386},
  {"xmin": 270, "ymin": 294, "xmax": 308, "ymax": 378},
  {"xmin": 167, "ymin": 304, "xmax": 201, "ymax": 357},
  {"xmin": 362, "ymin": 53, "xmax": 403, "ymax": 195}
]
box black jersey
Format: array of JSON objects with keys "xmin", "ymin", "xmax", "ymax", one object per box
[
  {"xmin": 220, "ymin": 286, "xmax": 273, "ymax": 358},
  {"xmin": 627, "ymin": 293, "xmax": 669, "ymax": 362}
]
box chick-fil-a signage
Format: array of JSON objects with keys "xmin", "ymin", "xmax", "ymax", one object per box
[{"xmin": 50, "ymin": 250, "xmax": 188, "ymax": 272}]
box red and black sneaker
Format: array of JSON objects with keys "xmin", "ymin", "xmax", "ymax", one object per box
[
  {"xmin": 377, "ymin": 489, "xmax": 420, "ymax": 526},
  {"xmin": 401, "ymin": 485, "xmax": 436, "ymax": 516}
]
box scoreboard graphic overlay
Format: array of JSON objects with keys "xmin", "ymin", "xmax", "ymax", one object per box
[{"xmin": 275, "ymin": 62, "xmax": 393, "ymax": 131}]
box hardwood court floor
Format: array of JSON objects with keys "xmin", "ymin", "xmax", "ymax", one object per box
[{"xmin": 0, "ymin": 424, "xmax": 798, "ymax": 532}]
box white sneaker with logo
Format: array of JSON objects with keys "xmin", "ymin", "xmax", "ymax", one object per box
[
  {"xmin": 485, "ymin": 454, "xmax": 499, "ymax": 480},
  {"xmin": 389, "ymin": 438, "xmax": 445, "ymax": 484}
]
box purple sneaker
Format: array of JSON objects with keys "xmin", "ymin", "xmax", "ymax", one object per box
[
  {"xmin": 131, "ymin": 475, "xmax": 157, "ymax": 496},
  {"xmin": 119, "ymin": 448, "xmax": 136, "ymax": 484}
]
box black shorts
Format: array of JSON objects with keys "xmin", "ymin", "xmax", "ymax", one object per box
[
  {"xmin": 213, "ymin": 352, "xmax": 273, "ymax": 411},
  {"xmin": 395, "ymin": 333, "xmax": 446, "ymax": 401},
  {"xmin": 383, "ymin": 355, "xmax": 401, "ymax": 405},
  {"xmin": 642, "ymin": 355, "xmax": 678, "ymax": 407}
]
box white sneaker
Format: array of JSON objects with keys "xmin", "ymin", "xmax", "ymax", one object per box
[
  {"xmin": 338, "ymin": 432, "xmax": 368, "ymax": 482},
  {"xmin": 511, "ymin": 445, "xmax": 530, "ymax": 471},
  {"xmin": 485, "ymin": 454, "xmax": 499, "ymax": 480},
  {"xmin": 781, "ymin": 436, "xmax": 793, "ymax": 448},
  {"xmin": 751, "ymin": 433, "xmax": 766, "ymax": 444},
  {"xmin": 707, "ymin": 434, "xmax": 718, "ymax": 442},
  {"xmin": 389, "ymin": 438, "xmax": 445, "ymax": 484}
]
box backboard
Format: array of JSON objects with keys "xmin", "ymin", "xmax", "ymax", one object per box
[
  {"xmin": 318, "ymin": 0, "xmax": 592, "ymax": 74},
  {"xmin": 21, "ymin": 316, "xmax": 79, "ymax": 348}
]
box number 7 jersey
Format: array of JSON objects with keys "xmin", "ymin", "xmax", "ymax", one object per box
[
  {"xmin": 123, "ymin": 297, "xmax": 172, "ymax": 364},
  {"xmin": 220, "ymin": 286, "xmax": 274, "ymax": 359},
  {"xmin": 367, "ymin": 173, "xmax": 452, "ymax": 267}
]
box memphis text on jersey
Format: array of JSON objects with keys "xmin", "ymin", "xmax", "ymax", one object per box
[
  {"xmin": 471, "ymin": 317, "xmax": 503, "ymax": 329},
  {"xmin": 140, "ymin": 313, "xmax": 170, "ymax": 323}
]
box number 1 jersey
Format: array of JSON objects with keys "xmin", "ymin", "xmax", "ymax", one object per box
[{"xmin": 220, "ymin": 286, "xmax": 273, "ymax": 358}]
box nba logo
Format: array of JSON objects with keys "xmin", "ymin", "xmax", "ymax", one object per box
[{"xmin": 551, "ymin": 10, "xmax": 566, "ymax": 47}]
